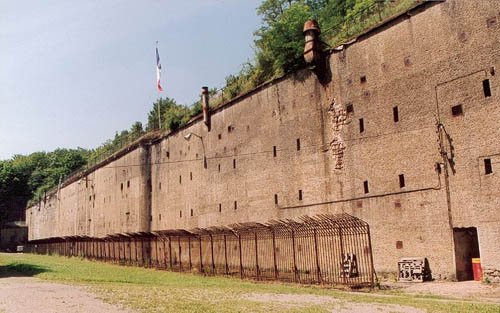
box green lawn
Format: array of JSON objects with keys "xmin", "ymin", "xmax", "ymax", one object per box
[{"xmin": 1, "ymin": 253, "xmax": 499, "ymax": 313}]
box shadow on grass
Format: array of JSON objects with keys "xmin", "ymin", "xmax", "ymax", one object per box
[{"xmin": 0, "ymin": 262, "xmax": 51, "ymax": 278}]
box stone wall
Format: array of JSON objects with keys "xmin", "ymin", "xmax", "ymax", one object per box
[{"xmin": 26, "ymin": 0, "xmax": 500, "ymax": 280}]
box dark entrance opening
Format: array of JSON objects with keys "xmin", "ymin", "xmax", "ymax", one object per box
[{"xmin": 453, "ymin": 227, "xmax": 480, "ymax": 281}]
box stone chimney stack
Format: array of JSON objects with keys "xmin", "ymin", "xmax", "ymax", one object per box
[
  {"xmin": 303, "ymin": 20, "xmax": 322, "ymax": 66},
  {"xmin": 202, "ymin": 86, "xmax": 210, "ymax": 130}
]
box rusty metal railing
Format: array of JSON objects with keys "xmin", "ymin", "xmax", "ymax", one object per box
[{"xmin": 27, "ymin": 213, "xmax": 375, "ymax": 288}]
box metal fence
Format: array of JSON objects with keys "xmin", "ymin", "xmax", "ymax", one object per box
[{"xmin": 27, "ymin": 213, "xmax": 375, "ymax": 288}]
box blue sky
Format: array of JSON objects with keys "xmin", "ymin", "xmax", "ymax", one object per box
[{"xmin": 0, "ymin": 0, "xmax": 261, "ymax": 160}]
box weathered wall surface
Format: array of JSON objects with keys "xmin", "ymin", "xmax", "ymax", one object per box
[
  {"xmin": 27, "ymin": 0, "xmax": 500, "ymax": 280},
  {"xmin": 27, "ymin": 146, "xmax": 151, "ymax": 239}
]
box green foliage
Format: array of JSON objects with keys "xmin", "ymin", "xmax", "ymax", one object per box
[{"xmin": 0, "ymin": 148, "xmax": 89, "ymax": 222}]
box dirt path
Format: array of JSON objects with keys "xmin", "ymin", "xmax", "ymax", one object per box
[
  {"xmin": 382, "ymin": 280, "xmax": 500, "ymax": 303},
  {"xmin": 244, "ymin": 293, "xmax": 426, "ymax": 313},
  {"xmin": 0, "ymin": 277, "xmax": 135, "ymax": 313}
]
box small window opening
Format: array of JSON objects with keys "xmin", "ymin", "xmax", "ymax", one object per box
[
  {"xmin": 273, "ymin": 146, "xmax": 277, "ymax": 157},
  {"xmin": 396, "ymin": 241, "xmax": 403, "ymax": 249},
  {"xmin": 298, "ymin": 190, "xmax": 303, "ymax": 201},
  {"xmin": 159, "ymin": 182, "xmax": 161, "ymax": 190},
  {"xmin": 399, "ymin": 174, "xmax": 405, "ymax": 188},
  {"xmin": 127, "ymin": 180, "xmax": 130, "ymax": 188},
  {"xmin": 159, "ymin": 214, "xmax": 161, "ymax": 221},
  {"xmin": 190, "ymin": 209, "xmax": 193, "ymax": 217},
  {"xmin": 485, "ymin": 158, "xmax": 493, "ymax": 174},
  {"xmin": 218, "ymin": 164, "xmax": 221, "ymax": 172},
  {"xmin": 234, "ymin": 201, "xmax": 237, "ymax": 210},
  {"xmin": 228, "ymin": 125, "xmax": 232, "ymax": 133},
  {"xmin": 218, "ymin": 134, "xmax": 222, "ymax": 140},
  {"xmin": 190, "ymin": 172, "xmax": 193, "ymax": 180},
  {"xmin": 166, "ymin": 151, "xmax": 170, "ymax": 158},
  {"xmin": 121, "ymin": 183, "xmax": 123, "ymax": 191},
  {"xmin": 274, "ymin": 194, "xmax": 278, "ymax": 204},
  {"xmin": 359, "ymin": 118, "xmax": 365, "ymax": 133},
  {"xmin": 491, "ymin": 67, "xmax": 496, "ymax": 76},
  {"xmin": 393, "ymin": 106, "xmax": 399, "ymax": 122},
  {"xmin": 89, "ymin": 196, "xmax": 91, "ymax": 201},
  {"xmin": 233, "ymin": 159, "xmax": 236, "ymax": 169},
  {"xmin": 219, "ymin": 203, "xmax": 222, "ymax": 212},
  {"xmin": 296, "ymin": 138, "xmax": 301, "ymax": 151},
  {"xmin": 363, "ymin": 181, "xmax": 369, "ymax": 194},
  {"xmin": 179, "ymin": 211, "xmax": 182, "ymax": 218},
  {"xmin": 452, "ymin": 104, "xmax": 463, "ymax": 116},
  {"xmin": 346, "ymin": 104, "xmax": 354, "ymax": 113},
  {"xmin": 179, "ymin": 175, "xmax": 182, "ymax": 184},
  {"xmin": 360, "ymin": 75, "xmax": 367, "ymax": 83},
  {"xmin": 483, "ymin": 79, "xmax": 492, "ymax": 97}
]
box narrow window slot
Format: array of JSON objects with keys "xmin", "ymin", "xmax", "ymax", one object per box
[
  {"xmin": 483, "ymin": 79, "xmax": 492, "ymax": 97},
  {"xmin": 393, "ymin": 106, "xmax": 399, "ymax": 122},
  {"xmin": 296, "ymin": 138, "xmax": 301, "ymax": 151},
  {"xmin": 363, "ymin": 181, "xmax": 369, "ymax": 194},
  {"xmin": 452, "ymin": 104, "xmax": 463, "ymax": 116},
  {"xmin": 234, "ymin": 201, "xmax": 237, "ymax": 210},
  {"xmin": 190, "ymin": 172, "xmax": 193, "ymax": 180},
  {"xmin": 219, "ymin": 203, "xmax": 222, "ymax": 212},
  {"xmin": 218, "ymin": 164, "xmax": 221, "ymax": 172},
  {"xmin": 399, "ymin": 174, "xmax": 405, "ymax": 188},
  {"xmin": 359, "ymin": 118, "xmax": 365, "ymax": 133},
  {"xmin": 179, "ymin": 175, "xmax": 182, "ymax": 184},
  {"xmin": 190, "ymin": 209, "xmax": 193, "ymax": 217},
  {"xmin": 273, "ymin": 146, "xmax": 277, "ymax": 157},
  {"xmin": 274, "ymin": 194, "xmax": 278, "ymax": 205},
  {"xmin": 179, "ymin": 211, "xmax": 182, "ymax": 218},
  {"xmin": 485, "ymin": 158, "xmax": 493, "ymax": 174},
  {"xmin": 298, "ymin": 190, "xmax": 303, "ymax": 201},
  {"xmin": 233, "ymin": 159, "xmax": 236, "ymax": 169}
]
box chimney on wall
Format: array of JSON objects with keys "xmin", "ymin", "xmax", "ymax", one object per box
[
  {"xmin": 303, "ymin": 20, "xmax": 322, "ymax": 65},
  {"xmin": 202, "ymin": 86, "xmax": 211, "ymax": 130}
]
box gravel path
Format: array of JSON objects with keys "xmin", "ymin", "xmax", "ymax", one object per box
[{"xmin": 0, "ymin": 277, "xmax": 135, "ymax": 313}]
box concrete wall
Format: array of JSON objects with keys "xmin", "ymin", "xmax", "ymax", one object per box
[{"xmin": 27, "ymin": 0, "xmax": 500, "ymax": 280}]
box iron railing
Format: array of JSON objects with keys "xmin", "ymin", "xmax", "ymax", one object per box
[{"xmin": 27, "ymin": 213, "xmax": 375, "ymax": 288}]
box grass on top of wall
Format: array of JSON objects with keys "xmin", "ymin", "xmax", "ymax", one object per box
[{"xmin": 0, "ymin": 253, "xmax": 499, "ymax": 313}]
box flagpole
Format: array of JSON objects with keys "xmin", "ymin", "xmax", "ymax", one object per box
[
  {"xmin": 156, "ymin": 41, "xmax": 162, "ymax": 130},
  {"xmin": 158, "ymin": 97, "xmax": 161, "ymax": 130}
]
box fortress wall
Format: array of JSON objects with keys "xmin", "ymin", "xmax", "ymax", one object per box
[{"xmin": 27, "ymin": 0, "xmax": 500, "ymax": 279}]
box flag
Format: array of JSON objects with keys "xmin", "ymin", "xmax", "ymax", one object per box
[{"xmin": 156, "ymin": 42, "xmax": 163, "ymax": 92}]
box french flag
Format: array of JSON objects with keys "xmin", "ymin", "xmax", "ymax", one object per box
[{"xmin": 156, "ymin": 43, "xmax": 163, "ymax": 92}]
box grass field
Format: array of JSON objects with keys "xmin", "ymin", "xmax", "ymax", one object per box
[{"xmin": 1, "ymin": 253, "xmax": 499, "ymax": 313}]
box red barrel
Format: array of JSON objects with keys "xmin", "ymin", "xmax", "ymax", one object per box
[{"xmin": 472, "ymin": 258, "xmax": 482, "ymax": 281}]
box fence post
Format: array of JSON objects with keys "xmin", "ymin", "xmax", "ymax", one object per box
[
  {"xmin": 254, "ymin": 232, "xmax": 260, "ymax": 280},
  {"xmin": 199, "ymin": 236, "xmax": 203, "ymax": 273},
  {"xmin": 178, "ymin": 236, "xmax": 182, "ymax": 271},
  {"xmin": 188, "ymin": 237, "xmax": 192, "ymax": 270},
  {"xmin": 210, "ymin": 234, "xmax": 215, "ymax": 274},
  {"xmin": 169, "ymin": 236, "xmax": 173, "ymax": 269},
  {"xmin": 339, "ymin": 227, "xmax": 347, "ymax": 285},
  {"xmin": 238, "ymin": 234, "xmax": 243, "ymax": 279},
  {"xmin": 367, "ymin": 225, "xmax": 375, "ymax": 288},
  {"xmin": 292, "ymin": 230, "xmax": 298, "ymax": 282},
  {"xmin": 272, "ymin": 231, "xmax": 278, "ymax": 279},
  {"xmin": 314, "ymin": 229, "xmax": 322, "ymax": 284},
  {"xmin": 224, "ymin": 234, "xmax": 229, "ymax": 275}
]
